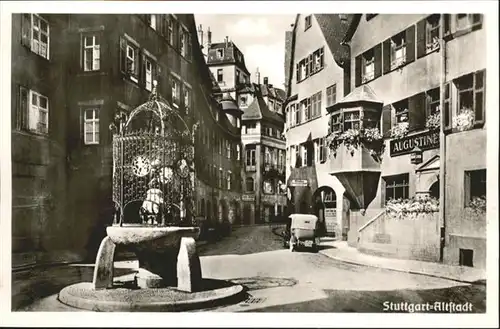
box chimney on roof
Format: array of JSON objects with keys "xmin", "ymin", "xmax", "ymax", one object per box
[
  {"xmin": 263, "ymin": 77, "xmax": 269, "ymax": 85},
  {"xmin": 197, "ymin": 24, "xmax": 204, "ymax": 48},
  {"xmin": 225, "ymin": 36, "xmax": 229, "ymax": 48},
  {"xmin": 207, "ymin": 27, "xmax": 212, "ymax": 48}
]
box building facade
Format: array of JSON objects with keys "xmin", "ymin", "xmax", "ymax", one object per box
[
  {"xmin": 325, "ymin": 14, "xmax": 486, "ymax": 268},
  {"xmin": 205, "ymin": 36, "xmax": 287, "ymax": 224},
  {"xmin": 284, "ymin": 14, "xmax": 354, "ymax": 238},
  {"xmin": 11, "ymin": 13, "xmax": 241, "ymax": 266}
]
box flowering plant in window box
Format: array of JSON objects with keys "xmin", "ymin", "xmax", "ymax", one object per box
[
  {"xmin": 390, "ymin": 121, "xmax": 409, "ymax": 139},
  {"xmin": 386, "ymin": 195, "xmax": 440, "ymax": 220},
  {"xmin": 326, "ymin": 128, "xmax": 385, "ymax": 158},
  {"xmin": 465, "ymin": 195, "xmax": 486, "ymax": 216},
  {"xmin": 452, "ymin": 108, "xmax": 475, "ymax": 132},
  {"xmin": 391, "ymin": 57, "xmax": 406, "ymax": 70},
  {"xmin": 425, "ymin": 111, "xmax": 441, "ymax": 131}
]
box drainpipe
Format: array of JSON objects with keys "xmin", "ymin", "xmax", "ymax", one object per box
[{"xmin": 438, "ymin": 15, "xmax": 447, "ymax": 263}]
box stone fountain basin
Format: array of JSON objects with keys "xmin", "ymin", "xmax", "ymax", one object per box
[{"xmin": 107, "ymin": 225, "xmax": 199, "ymax": 249}]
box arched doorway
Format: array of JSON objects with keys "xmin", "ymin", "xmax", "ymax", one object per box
[
  {"xmin": 313, "ymin": 186, "xmax": 337, "ymax": 236},
  {"xmin": 429, "ymin": 180, "xmax": 440, "ymax": 199}
]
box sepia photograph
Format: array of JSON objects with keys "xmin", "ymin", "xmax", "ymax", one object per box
[{"xmin": 0, "ymin": 1, "xmax": 498, "ymax": 327}]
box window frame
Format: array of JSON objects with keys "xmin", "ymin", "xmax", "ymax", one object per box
[
  {"xmin": 362, "ymin": 48, "xmax": 375, "ymax": 82},
  {"xmin": 464, "ymin": 169, "xmax": 486, "ymax": 208},
  {"xmin": 343, "ymin": 110, "xmax": 360, "ymax": 131},
  {"xmin": 304, "ymin": 15, "xmax": 312, "ymax": 31},
  {"xmin": 183, "ymin": 84, "xmax": 192, "ymax": 114},
  {"xmin": 30, "ymin": 14, "xmax": 50, "ymax": 60},
  {"xmin": 384, "ymin": 173, "xmax": 410, "ymax": 203},
  {"xmin": 217, "ymin": 68, "xmax": 224, "ymax": 83},
  {"xmin": 394, "ymin": 99, "xmax": 409, "ymax": 124},
  {"xmin": 390, "ymin": 31, "xmax": 407, "ymax": 69},
  {"xmin": 326, "ymin": 84, "xmax": 337, "ymax": 107},
  {"xmin": 28, "ymin": 89, "xmax": 49, "ymax": 135},
  {"xmin": 426, "ymin": 14, "xmax": 441, "ymax": 52},
  {"xmin": 82, "ymin": 33, "xmax": 100, "ymax": 72},
  {"xmin": 83, "ymin": 108, "xmax": 100, "ymax": 145},
  {"xmin": 171, "ymin": 75, "xmax": 181, "ymax": 106}
]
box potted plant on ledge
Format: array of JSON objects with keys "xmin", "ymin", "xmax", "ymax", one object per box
[
  {"xmin": 326, "ymin": 127, "xmax": 385, "ymax": 159},
  {"xmin": 452, "ymin": 107, "xmax": 475, "ymax": 132}
]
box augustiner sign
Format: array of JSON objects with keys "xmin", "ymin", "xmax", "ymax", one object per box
[{"xmin": 390, "ymin": 130, "xmax": 440, "ymax": 157}]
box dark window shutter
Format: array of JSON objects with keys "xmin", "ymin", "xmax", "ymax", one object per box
[
  {"xmin": 383, "ymin": 38, "xmax": 391, "ymax": 74},
  {"xmin": 119, "ymin": 37, "xmax": 127, "ymax": 73},
  {"xmin": 354, "ymin": 55, "xmax": 362, "ymax": 87},
  {"xmin": 474, "ymin": 69, "xmax": 485, "ymax": 127},
  {"xmin": 380, "ymin": 178, "xmax": 386, "ymax": 207},
  {"xmin": 443, "ymin": 82, "xmax": 452, "ymax": 131},
  {"xmin": 343, "ymin": 61, "xmax": 351, "ymax": 97},
  {"xmin": 416, "ymin": 18, "xmax": 427, "ymax": 59},
  {"xmin": 405, "ymin": 25, "xmax": 416, "ymax": 64},
  {"xmin": 444, "ymin": 14, "xmax": 451, "ymax": 35},
  {"xmin": 408, "ymin": 92, "xmax": 426, "ymax": 131},
  {"xmin": 17, "ymin": 86, "xmax": 28, "ymax": 130},
  {"xmin": 296, "ymin": 63, "xmax": 300, "ymax": 82},
  {"xmin": 21, "ymin": 14, "xmax": 31, "ymax": 47},
  {"xmin": 374, "ymin": 44, "xmax": 382, "ymax": 78},
  {"xmin": 140, "ymin": 53, "xmax": 146, "ymax": 86},
  {"xmin": 382, "ymin": 104, "xmax": 392, "ymax": 137}
]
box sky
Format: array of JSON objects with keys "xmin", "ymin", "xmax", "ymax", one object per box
[{"xmin": 194, "ymin": 14, "xmax": 296, "ymax": 91}]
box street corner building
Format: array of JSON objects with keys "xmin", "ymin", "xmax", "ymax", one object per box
[
  {"xmin": 204, "ymin": 33, "xmax": 287, "ymax": 225},
  {"xmin": 284, "ymin": 14, "xmax": 487, "ymax": 268},
  {"xmin": 10, "ymin": 13, "xmax": 248, "ymax": 269}
]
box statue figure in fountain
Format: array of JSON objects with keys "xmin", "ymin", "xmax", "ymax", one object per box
[{"xmin": 140, "ymin": 178, "xmax": 164, "ymax": 225}]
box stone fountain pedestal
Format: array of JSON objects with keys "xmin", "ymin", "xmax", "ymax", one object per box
[{"xmin": 58, "ymin": 225, "xmax": 245, "ymax": 312}]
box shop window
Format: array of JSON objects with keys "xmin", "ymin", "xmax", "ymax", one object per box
[
  {"xmin": 343, "ymin": 110, "xmax": 360, "ymax": 131},
  {"xmin": 459, "ymin": 249, "xmax": 474, "ymax": 267},
  {"xmin": 82, "ymin": 33, "xmax": 100, "ymax": 72},
  {"xmin": 245, "ymin": 177, "xmax": 254, "ymax": 192},
  {"xmin": 384, "ymin": 173, "xmax": 410, "ymax": 202},
  {"xmin": 326, "ymin": 84, "xmax": 337, "ymax": 107}
]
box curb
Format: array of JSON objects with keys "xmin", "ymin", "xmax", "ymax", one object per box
[{"xmin": 318, "ymin": 250, "xmax": 487, "ymax": 286}]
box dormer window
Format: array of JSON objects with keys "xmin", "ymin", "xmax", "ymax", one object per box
[{"xmin": 216, "ymin": 48, "xmax": 224, "ymax": 59}]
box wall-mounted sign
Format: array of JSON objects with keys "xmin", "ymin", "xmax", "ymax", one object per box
[
  {"xmin": 242, "ymin": 194, "xmax": 255, "ymax": 202},
  {"xmin": 289, "ymin": 179, "xmax": 309, "ymax": 187},
  {"xmin": 390, "ymin": 130, "xmax": 440, "ymax": 157},
  {"xmin": 410, "ymin": 146, "xmax": 423, "ymax": 164}
]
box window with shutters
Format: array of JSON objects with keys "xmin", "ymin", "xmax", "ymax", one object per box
[
  {"xmin": 313, "ymin": 47, "xmax": 324, "ymax": 72},
  {"xmin": 326, "ymin": 84, "xmax": 337, "ymax": 107},
  {"xmin": 83, "ymin": 108, "xmax": 100, "ymax": 145},
  {"xmin": 21, "ymin": 89, "xmax": 49, "ymax": 135},
  {"xmin": 394, "ymin": 99, "xmax": 409, "ymax": 124},
  {"xmin": 300, "ymin": 98, "xmax": 311, "ymax": 121},
  {"xmin": 180, "ymin": 26, "xmax": 191, "ymax": 59},
  {"xmin": 316, "ymin": 138, "xmax": 326, "ymax": 163},
  {"xmin": 120, "ymin": 35, "xmax": 140, "ymax": 83},
  {"xmin": 246, "ymin": 145, "xmax": 256, "ymax": 169},
  {"xmin": 330, "ymin": 112, "xmax": 342, "ymax": 134},
  {"xmin": 82, "ymin": 34, "xmax": 100, "ymax": 71},
  {"xmin": 390, "ymin": 32, "xmax": 407, "ymax": 69},
  {"xmin": 311, "ymin": 91, "xmax": 322, "ymax": 119},
  {"xmin": 384, "ymin": 173, "xmax": 410, "ymax": 202},
  {"xmin": 343, "ymin": 111, "xmax": 360, "ymax": 131},
  {"xmin": 305, "ymin": 15, "xmax": 312, "ymax": 31},
  {"xmin": 456, "ymin": 14, "xmax": 482, "ymax": 31},
  {"xmin": 166, "ymin": 16, "xmax": 174, "ymax": 45},
  {"xmin": 426, "ymin": 87, "xmax": 440, "ymax": 115},
  {"xmin": 426, "ymin": 14, "xmax": 441, "ymax": 52},
  {"xmin": 362, "ymin": 48, "xmax": 375, "ymax": 82},
  {"xmin": 22, "ymin": 14, "xmax": 50, "ymax": 59},
  {"xmin": 456, "ymin": 74, "xmax": 474, "ymax": 114}
]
